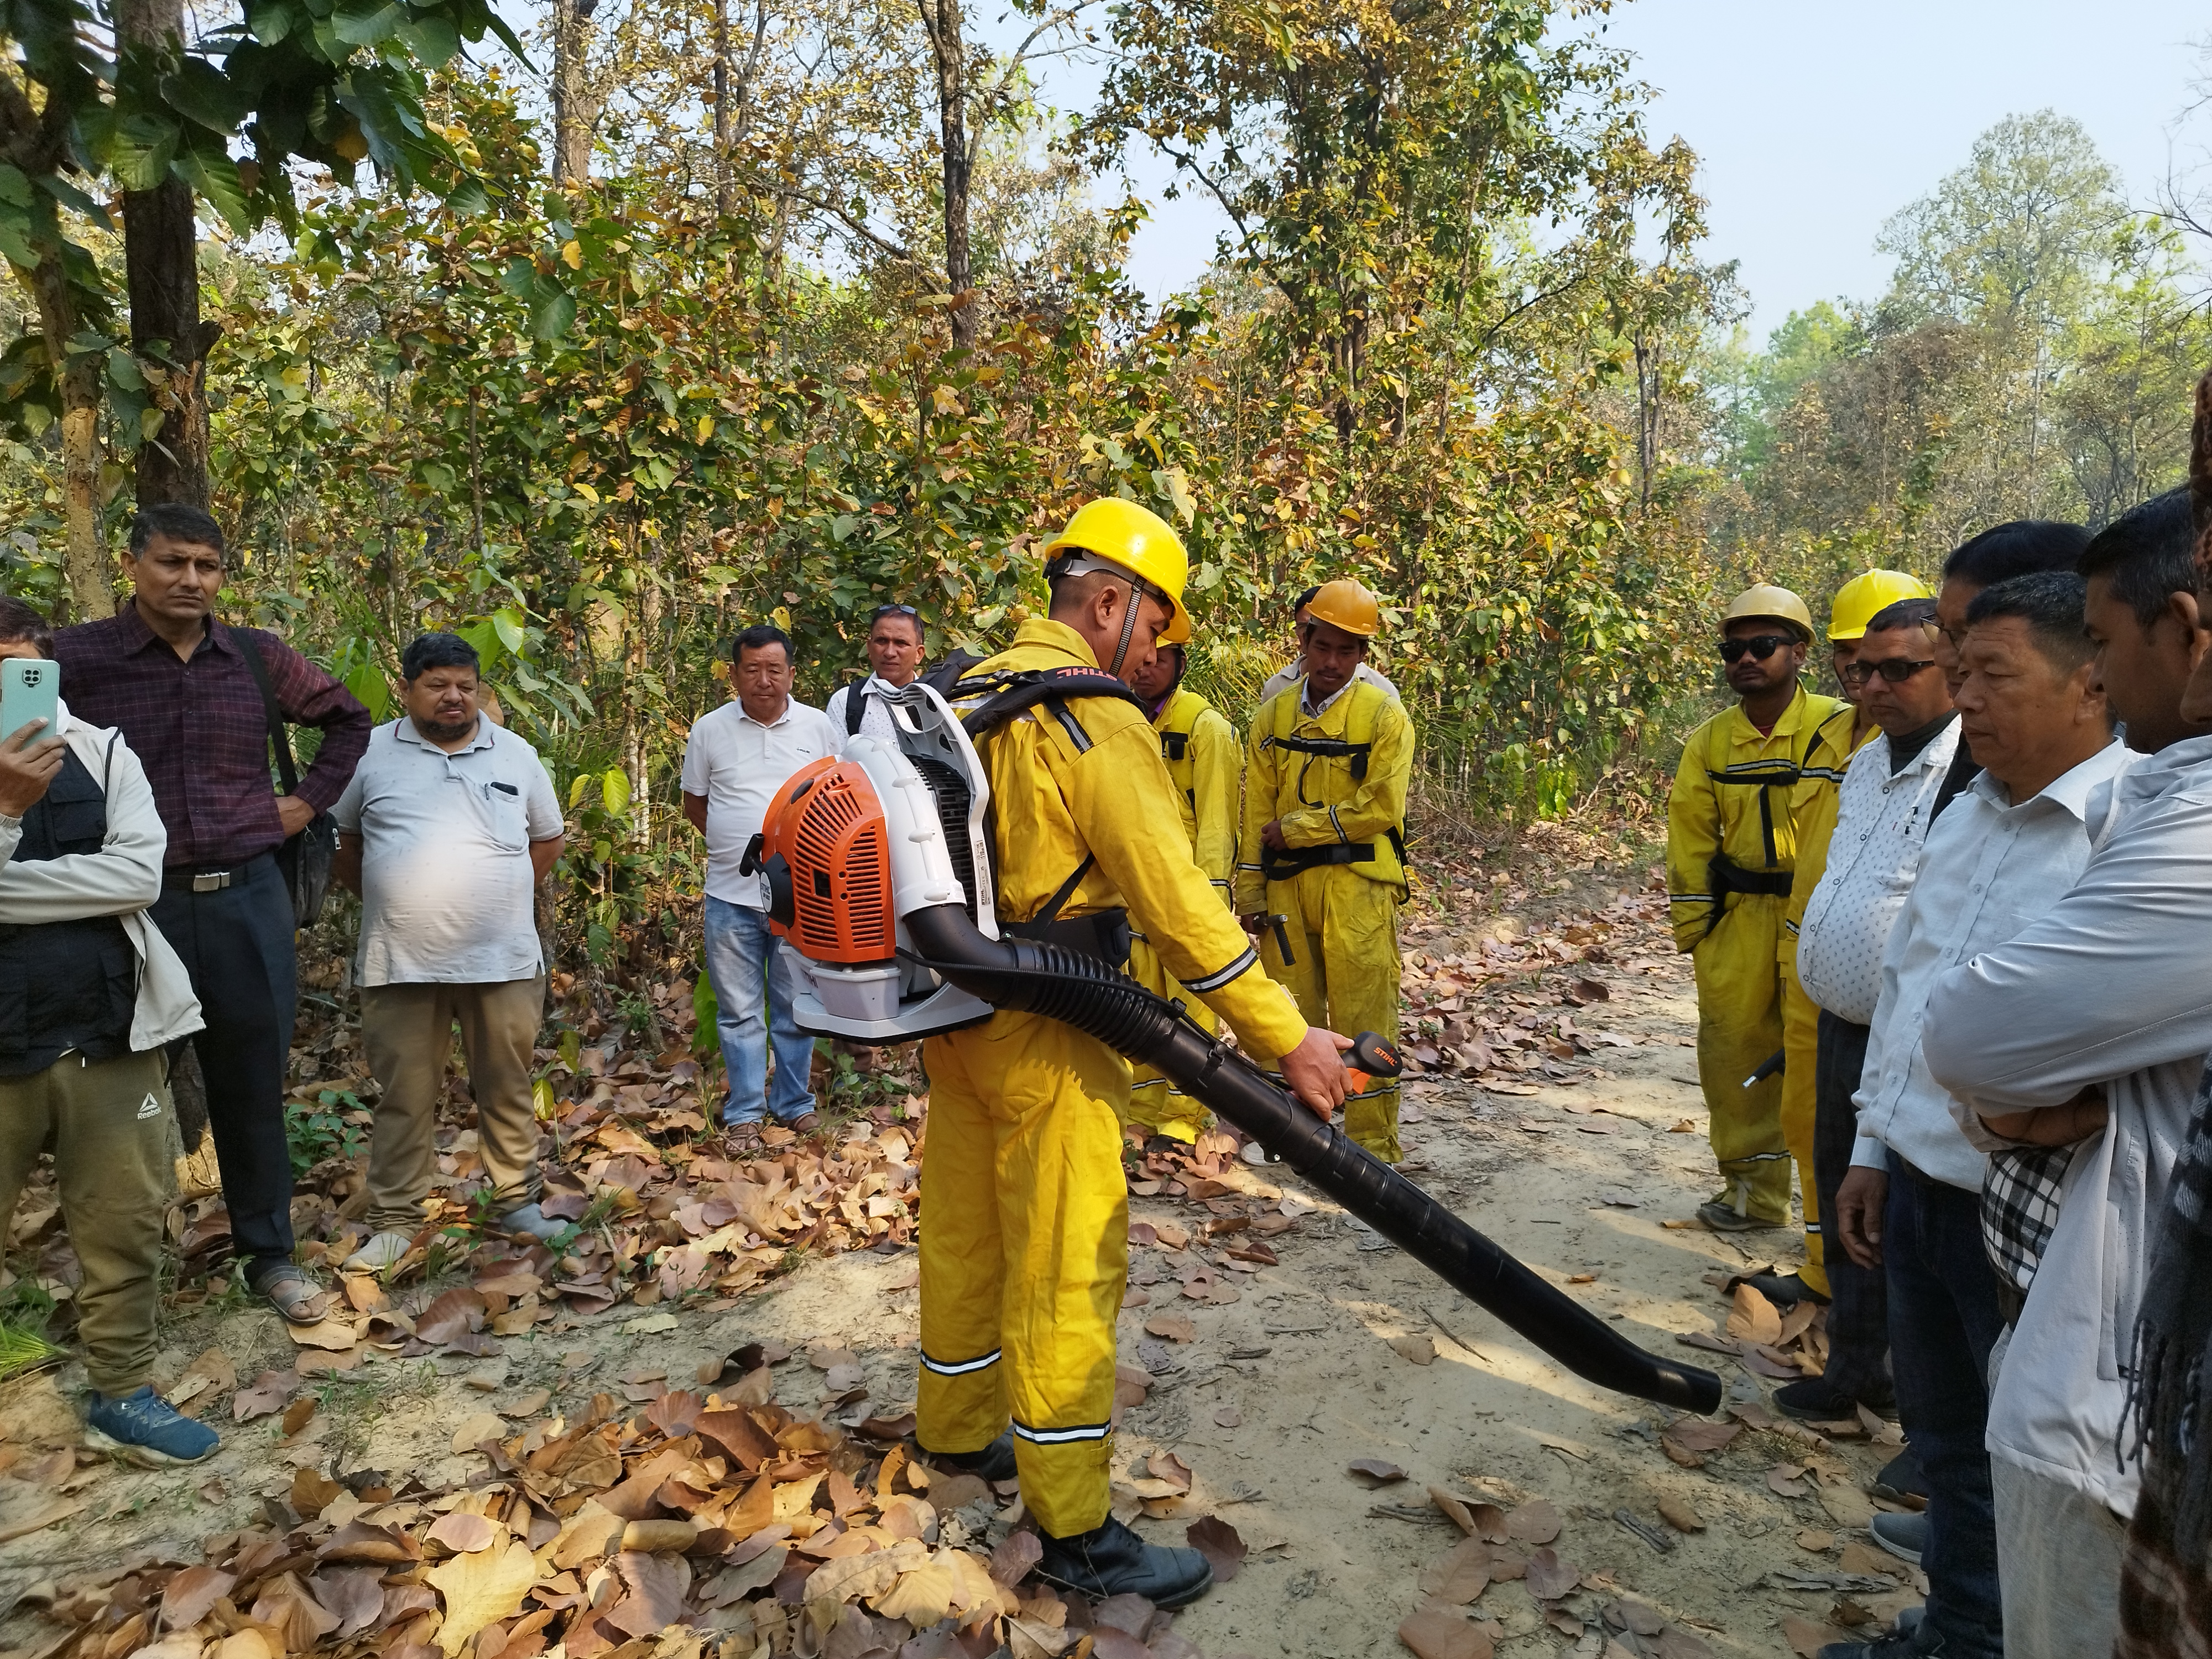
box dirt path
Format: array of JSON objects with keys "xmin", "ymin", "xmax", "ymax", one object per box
[{"xmin": 0, "ymin": 865, "xmax": 1926, "ymax": 1659}]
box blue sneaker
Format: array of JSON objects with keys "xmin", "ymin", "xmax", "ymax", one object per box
[{"xmin": 85, "ymin": 1386, "xmax": 220, "ymax": 1467}]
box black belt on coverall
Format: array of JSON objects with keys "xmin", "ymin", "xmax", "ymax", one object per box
[{"xmin": 1702, "ymin": 853, "xmax": 1793, "ymax": 937}]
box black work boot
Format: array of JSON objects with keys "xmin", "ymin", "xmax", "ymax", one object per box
[
  {"xmin": 1035, "ymin": 1516, "xmax": 1213, "ymax": 1608},
  {"xmin": 919, "ymin": 1429, "xmax": 1018, "ymax": 1483}
]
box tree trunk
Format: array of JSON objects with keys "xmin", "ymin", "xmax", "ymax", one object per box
[
  {"xmin": 116, "ymin": 0, "xmax": 212, "ymax": 510},
  {"xmin": 916, "ymin": 0, "xmax": 972, "ymax": 344},
  {"xmin": 14, "ymin": 253, "xmax": 107, "ymax": 619},
  {"xmin": 712, "ymin": 0, "xmax": 733, "ymax": 217},
  {"xmin": 551, "ymin": 0, "xmax": 603, "ymax": 186}
]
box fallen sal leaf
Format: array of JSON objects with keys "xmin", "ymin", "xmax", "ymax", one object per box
[
  {"xmin": 425, "ymin": 1512, "xmax": 498, "ymax": 1553},
  {"xmin": 1656, "ymin": 1495, "xmax": 1705, "ymax": 1533},
  {"xmin": 1399, "ymin": 1601, "xmax": 1497, "ymax": 1659},
  {"xmin": 1524, "ymin": 1546, "xmax": 1579, "ymax": 1601},
  {"xmin": 1187, "ymin": 1515, "xmax": 1248, "ymax": 1582},
  {"xmin": 1504, "ymin": 1499, "xmax": 1561, "ymax": 1545},
  {"xmin": 1767, "ymin": 1463, "xmax": 1813, "ymax": 1498},
  {"xmin": 1389, "ymin": 1334, "xmax": 1438, "ymax": 1366},
  {"xmin": 1348, "ymin": 1458, "xmax": 1408, "ymax": 1485},
  {"xmin": 425, "ymin": 1536, "xmax": 539, "ymax": 1655}
]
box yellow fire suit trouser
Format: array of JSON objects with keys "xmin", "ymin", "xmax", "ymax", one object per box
[
  {"xmin": 1690, "ymin": 893, "xmax": 1791, "ymax": 1226},
  {"xmin": 917, "ymin": 1010, "xmax": 1128, "ymax": 1537},
  {"xmin": 1257, "ymin": 863, "xmax": 1401, "ymax": 1163},
  {"xmin": 1779, "ymin": 958, "xmax": 1829, "ymax": 1297},
  {"xmin": 1124, "ymin": 933, "xmax": 1215, "ymax": 1144}
]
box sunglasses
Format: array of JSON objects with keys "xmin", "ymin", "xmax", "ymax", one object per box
[
  {"xmin": 1841, "ymin": 657, "xmax": 1938, "ymax": 686},
  {"xmin": 872, "ymin": 603, "xmax": 920, "ymax": 620},
  {"xmin": 1718, "ymin": 634, "xmax": 1794, "ymax": 663}
]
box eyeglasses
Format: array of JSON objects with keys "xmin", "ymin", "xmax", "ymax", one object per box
[
  {"xmin": 1718, "ymin": 634, "xmax": 1794, "ymax": 663},
  {"xmin": 1841, "ymin": 657, "xmax": 1938, "ymax": 687}
]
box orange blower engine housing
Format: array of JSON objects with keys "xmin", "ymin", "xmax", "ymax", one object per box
[{"xmin": 756, "ymin": 758, "xmax": 897, "ymax": 966}]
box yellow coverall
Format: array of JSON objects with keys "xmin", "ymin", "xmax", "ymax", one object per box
[
  {"xmin": 1778, "ymin": 712, "xmax": 1875, "ymax": 1296},
  {"xmin": 1126, "ymin": 686, "xmax": 1241, "ymax": 1144},
  {"xmin": 1236, "ymin": 677, "xmax": 1414, "ymax": 1163},
  {"xmin": 920, "ymin": 619, "xmax": 1307, "ymax": 1538},
  {"xmin": 1667, "ymin": 687, "xmax": 1853, "ymax": 1227}
]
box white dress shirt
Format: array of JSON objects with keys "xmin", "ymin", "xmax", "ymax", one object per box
[
  {"xmin": 1798, "ymin": 718, "xmax": 1961, "ymax": 1024},
  {"xmin": 825, "ymin": 674, "xmax": 917, "ymax": 748},
  {"xmin": 1851, "ymin": 739, "xmax": 2137, "ymax": 1189},
  {"xmin": 1924, "ymin": 732, "xmax": 2212, "ymax": 1516},
  {"xmin": 680, "ymin": 697, "xmax": 841, "ymax": 906}
]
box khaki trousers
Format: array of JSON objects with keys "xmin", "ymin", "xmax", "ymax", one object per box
[
  {"xmin": 0, "ymin": 1048, "xmax": 172, "ymax": 1395},
  {"xmin": 360, "ymin": 978, "xmax": 544, "ymax": 1234}
]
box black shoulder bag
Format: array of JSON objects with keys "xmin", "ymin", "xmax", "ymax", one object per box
[{"xmin": 233, "ymin": 629, "xmax": 338, "ymax": 927}]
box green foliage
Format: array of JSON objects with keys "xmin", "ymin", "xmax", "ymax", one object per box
[{"xmin": 284, "ymin": 1086, "xmax": 368, "ymax": 1176}]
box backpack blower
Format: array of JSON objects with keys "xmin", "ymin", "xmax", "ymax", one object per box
[{"xmin": 750, "ymin": 681, "xmax": 1721, "ymax": 1415}]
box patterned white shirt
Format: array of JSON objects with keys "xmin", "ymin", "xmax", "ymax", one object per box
[
  {"xmin": 1850, "ymin": 739, "xmax": 2137, "ymax": 1189},
  {"xmin": 1796, "ymin": 717, "xmax": 1963, "ymax": 1025}
]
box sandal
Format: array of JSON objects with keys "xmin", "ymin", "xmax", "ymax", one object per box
[{"xmin": 253, "ymin": 1262, "xmax": 332, "ymax": 1325}]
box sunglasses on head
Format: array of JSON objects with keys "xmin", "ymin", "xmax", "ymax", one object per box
[
  {"xmin": 1841, "ymin": 656, "xmax": 1938, "ymax": 686},
  {"xmin": 1718, "ymin": 634, "xmax": 1794, "ymax": 663},
  {"xmin": 872, "ymin": 603, "xmax": 919, "ymax": 620}
]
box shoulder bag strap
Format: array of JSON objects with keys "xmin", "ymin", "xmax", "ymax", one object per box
[{"xmin": 232, "ymin": 628, "xmax": 302, "ymax": 797}]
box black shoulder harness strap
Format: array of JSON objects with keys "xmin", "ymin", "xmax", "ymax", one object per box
[
  {"xmin": 948, "ymin": 667, "xmax": 1149, "ymax": 749},
  {"xmin": 838, "ymin": 679, "xmax": 867, "ymax": 738}
]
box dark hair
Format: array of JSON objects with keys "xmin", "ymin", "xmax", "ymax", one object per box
[
  {"xmin": 128, "ymin": 502, "xmax": 226, "ymax": 559},
  {"xmin": 1292, "ymin": 585, "xmax": 1322, "ymax": 615},
  {"xmin": 401, "ymin": 630, "xmax": 481, "ymax": 682},
  {"xmin": 2076, "ymin": 488, "xmax": 2197, "ymax": 628},
  {"xmin": 1964, "ymin": 571, "xmax": 2094, "ymax": 670},
  {"xmin": 869, "ymin": 603, "xmax": 924, "ymax": 643},
  {"xmin": 732, "ymin": 623, "xmax": 792, "ymax": 666},
  {"xmin": 0, "ymin": 597, "xmax": 55, "ymax": 659},
  {"xmin": 1863, "ymin": 597, "xmax": 1939, "ymax": 635},
  {"xmin": 1942, "ymin": 520, "xmax": 2091, "ymax": 589}
]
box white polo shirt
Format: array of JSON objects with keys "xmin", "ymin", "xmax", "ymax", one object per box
[
  {"xmin": 680, "ymin": 696, "xmax": 840, "ymax": 906},
  {"xmin": 331, "ymin": 717, "xmax": 564, "ymax": 987}
]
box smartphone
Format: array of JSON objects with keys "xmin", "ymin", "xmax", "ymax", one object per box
[{"xmin": 1, "ymin": 658, "xmax": 60, "ymax": 747}]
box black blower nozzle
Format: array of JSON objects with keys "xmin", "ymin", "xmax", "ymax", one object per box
[{"xmin": 902, "ymin": 904, "xmax": 1724, "ymax": 1416}]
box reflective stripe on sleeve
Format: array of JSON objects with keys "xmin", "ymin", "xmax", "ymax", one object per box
[{"xmin": 1183, "ymin": 946, "xmax": 1259, "ymax": 994}]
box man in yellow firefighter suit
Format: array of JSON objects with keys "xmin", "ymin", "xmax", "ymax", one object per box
[
  {"xmin": 916, "ymin": 498, "xmax": 1353, "ymax": 1609},
  {"xmin": 1236, "ymin": 578, "xmax": 1415, "ymax": 1162},
  {"xmin": 1766, "ymin": 570, "xmax": 1925, "ymax": 1303},
  {"xmin": 1122, "ymin": 608, "xmax": 1242, "ymax": 1147},
  {"xmin": 1667, "ymin": 585, "xmax": 1853, "ymax": 1233}
]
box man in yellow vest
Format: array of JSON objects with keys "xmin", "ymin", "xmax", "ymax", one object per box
[
  {"xmin": 919, "ymin": 498, "xmax": 1351, "ymax": 1608},
  {"xmin": 1767, "ymin": 570, "xmax": 1927, "ymax": 1303},
  {"xmin": 1668, "ymin": 585, "xmax": 1853, "ymax": 1233},
  {"xmin": 1237, "ymin": 578, "xmax": 1415, "ymax": 1161},
  {"xmin": 1123, "ymin": 608, "xmax": 1241, "ymax": 1148}
]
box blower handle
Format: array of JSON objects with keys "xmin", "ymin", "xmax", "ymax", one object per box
[{"xmin": 1348, "ymin": 1031, "xmax": 1402, "ymax": 1077}]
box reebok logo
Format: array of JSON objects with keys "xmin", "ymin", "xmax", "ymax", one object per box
[{"xmin": 137, "ymin": 1093, "xmax": 162, "ymax": 1120}]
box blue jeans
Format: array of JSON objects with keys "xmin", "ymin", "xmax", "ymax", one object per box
[
  {"xmin": 1885, "ymin": 1153, "xmax": 2006, "ymax": 1659},
  {"xmin": 702, "ymin": 896, "xmax": 817, "ymax": 1126}
]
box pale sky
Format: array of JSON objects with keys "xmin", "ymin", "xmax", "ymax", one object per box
[{"xmin": 1109, "ymin": 0, "xmax": 2212, "ymax": 341}]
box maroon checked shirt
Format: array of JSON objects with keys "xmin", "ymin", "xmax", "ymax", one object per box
[{"xmin": 56, "ymin": 605, "xmax": 372, "ymax": 871}]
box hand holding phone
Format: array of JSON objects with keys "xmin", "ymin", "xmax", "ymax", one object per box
[{"xmin": 0, "ymin": 658, "xmax": 65, "ymax": 818}]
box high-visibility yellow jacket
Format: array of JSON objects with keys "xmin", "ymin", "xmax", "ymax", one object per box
[
  {"xmin": 1235, "ymin": 676, "xmax": 1415, "ymax": 915},
  {"xmin": 1782, "ymin": 712, "xmax": 1879, "ymax": 959},
  {"xmin": 1152, "ymin": 686, "xmax": 1239, "ymax": 908},
  {"xmin": 1666, "ymin": 686, "xmax": 1855, "ymax": 954},
  {"xmin": 958, "ymin": 619, "xmax": 1306, "ymax": 1060}
]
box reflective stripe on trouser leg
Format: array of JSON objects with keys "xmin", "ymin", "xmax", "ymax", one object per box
[
  {"xmin": 1691, "ymin": 894, "xmax": 1791, "ymax": 1225},
  {"xmin": 920, "ymin": 1010, "xmax": 1129, "ymax": 1537},
  {"xmin": 1258, "ymin": 863, "xmax": 1402, "ymax": 1164},
  {"xmin": 1779, "ymin": 962, "xmax": 1828, "ymax": 1297},
  {"xmin": 1124, "ymin": 934, "xmax": 1215, "ymax": 1144}
]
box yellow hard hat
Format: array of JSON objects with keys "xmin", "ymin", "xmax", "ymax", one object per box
[
  {"xmin": 1827, "ymin": 568, "xmax": 1932, "ymax": 641},
  {"xmin": 1159, "ymin": 606, "xmax": 1191, "ymax": 647},
  {"xmin": 1307, "ymin": 577, "xmax": 1382, "ymax": 638},
  {"xmin": 1043, "ymin": 498, "xmax": 1190, "ymax": 638},
  {"xmin": 1724, "ymin": 583, "xmax": 1815, "ymax": 643}
]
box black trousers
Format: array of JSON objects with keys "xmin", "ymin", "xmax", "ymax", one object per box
[
  {"xmin": 151, "ymin": 852, "xmax": 298, "ymax": 1274},
  {"xmin": 1813, "ymin": 1008, "xmax": 1890, "ymax": 1401}
]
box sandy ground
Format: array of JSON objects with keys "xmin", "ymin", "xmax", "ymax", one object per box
[{"xmin": 0, "ymin": 872, "xmax": 1927, "ymax": 1659}]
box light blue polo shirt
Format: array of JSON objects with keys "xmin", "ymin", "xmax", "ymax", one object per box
[{"xmin": 331, "ymin": 717, "xmax": 563, "ymax": 986}]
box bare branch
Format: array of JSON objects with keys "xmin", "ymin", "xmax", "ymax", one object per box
[{"xmin": 754, "ymin": 177, "xmax": 943, "ymax": 285}]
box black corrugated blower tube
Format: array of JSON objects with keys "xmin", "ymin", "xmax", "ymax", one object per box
[{"xmin": 902, "ymin": 904, "xmax": 1723, "ymax": 1415}]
